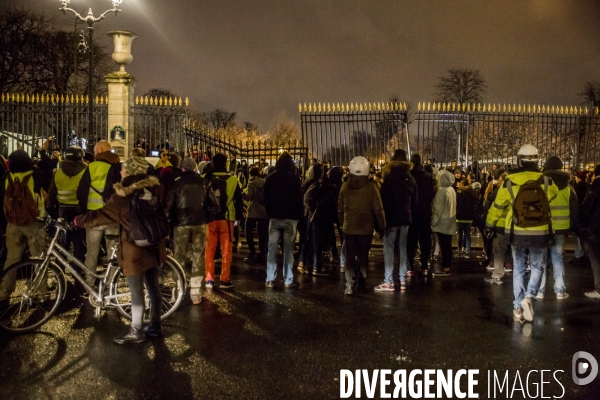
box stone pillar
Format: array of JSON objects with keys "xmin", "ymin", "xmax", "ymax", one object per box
[
  {"xmin": 106, "ymin": 73, "xmax": 135, "ymax": 157},
  {"xmin": 105, "ymin": 30, "xmax": 138, "ymax": 158}
]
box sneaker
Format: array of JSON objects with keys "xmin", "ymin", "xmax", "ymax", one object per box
[
  {"xmin": 220, "ymin": 280, "xmax": 234, "ymax": 289},
  {"xmin": 374, "ymin": 282, "xmax": 395, "ymax": 292},
  {"xmin": 113, "ymin": 327, "xmax": 146, "ymax": 345},
  {"xmin": 584, "ymin": 291, "xmax": 600, "ymax": 299},
  {"xmin": 513, "ymin": 308, "xmax": 524, "ymax": 322},
  {"xmin": 485, "ymin": 264, "xmax": 494, "ymax": 271},
  {"xmin": 400, "ymin": 281, "xmax": 407, "ymax": 290},
  {"xmin": 344, "ymin": 286, "xmax": 353, "ymax": 295},
  {"xmin": 536, "ymin": 292, "xmax": 544, "ymax": 299},
  {"xmin": 521, "ymin": 297, "xmax": 534, "ymax": 321},
  {"xmin": 464, "ymin": 253, "xmax": 471, "ymax": 259},
  {"xmin": 297, "ymin": 265, "xmax": 312, "ymax": 274},
  {"xmin": 284, "ymin": 281, "xmax": 299, "ymax": 289},
  {"xmin": 313, "ymin": 269, "xmax": 330, "ymax": 277},
  {"xmin": 484, "ymin": 277, "xmax": 503, "ymax": 285},
  {"xmin": 556, "ymin": 292, "xmax": 569, "ymax": 300},
  {"xmin": 432, "ymin": 270, "xmax": 451, "ymax": 277},
  {"xmin": 406, "ymin": 270, "xmax": 413, "ymax": 277},
  {"xmin": 265, "ymin": 280, "xmax": 275, "ymax": 288},
  {"xmin": 339, "ymin": 265, "xmax": 345, "ymax": 273},
  {"xmin": 205, "ymin": 280, "xmax": 214, "ymax": 290},
  {"xmin": 504, "ymin": 265, "xmax": 513, "ymax": 273}
]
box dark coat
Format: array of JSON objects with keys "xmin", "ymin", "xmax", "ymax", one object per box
[
  {"xmin": 578, "ymin": 178, "xmax": 600, "ymax": 244},
  {"xmin": 410, "ymin": 166, "xmax": 435, "ymax": 219},
  {"xmin": 574, "ymin": 180, "xmax": 589, "ymax": 207},
  {"xmin": 305, "ymin": 177, "xmax": 339, "ymax": 222},
  {"xmin": 165, "ymin": 170, "xmax": 217, "ymax": 227},
  {"xmin": 456, "ymin": 186, "xmax": 480, "ymax": 222},
  {"xmin": 263, "ymin": 153, "xmax": 303, "ymax": 220},
  {"xmin": 380, "ymin": 161, "xmax": 417, "ymax": 227},
  {"xmin": 77, "ymin": 175, "xmax": 167, "ymax": 277},
  {"xmin": 338, "ymin": 175, "xmax": 385, "ymax": 235}
]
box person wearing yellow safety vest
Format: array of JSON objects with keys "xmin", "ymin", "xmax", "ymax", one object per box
[
  {"xmin": 0, "ymin": 150, "xmax": 47, "ymax": 303},
  {"xmin": 483, "ymin": 172, "xmax": 510, "ymax": 285},
  {"xmin": 485, "ymin": 144, "xmax": 558, "ymax": 323},
  {"xmin": 536, "ymin": 156, "xmax": 578, "ymax": 301},
  {"xmin": 76, "ymin": 140, "xmax": 121, "ymax": 287},
  {"xmin": 46, "ymin": 147, "xmax": 87, "ymax": 264}
]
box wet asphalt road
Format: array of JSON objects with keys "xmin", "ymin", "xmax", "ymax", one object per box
[{"xmin": 1, "ymin": 242, "xmax": 600, "ymax": 400}]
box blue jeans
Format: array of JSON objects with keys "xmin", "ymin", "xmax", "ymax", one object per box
[
  {"xmin": 266, "ymin": 219, "xmax": 298, "ymax": 285},
  {"xmin": 512, "ymin": 245, "xmax": 546, "ymax": 309},
  {"xmin": 539, "ymin": 234, "xmax": 566, "ymax": 295},
  {"xmin": 456, "ymin": 222, "xmax": 472, "ymax": 253},
  {"xmin": 383, "ymin": 226, "xmax": 409, "ymax": 283}
]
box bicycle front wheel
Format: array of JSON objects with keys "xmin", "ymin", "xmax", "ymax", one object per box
[
  {"xmin": 0, "ymin": 260, "xmax": 65, "ymax": 333},
  {"xmin": 109, "ymin": 256, "xmax": 186, "ymax": 322}
]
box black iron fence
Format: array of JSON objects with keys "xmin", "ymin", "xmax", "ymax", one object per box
[
  {"xmin": 0, "ymin": 92, "xmax": 108, "ymax": 156},
  {"xmin": 184, "ymin": 125, "xmax": 308, "ymax": 175},
  {"xmin": 414, "ymin": 102, "xmax": 600, "ymax": 172},
  {"xmin": 300, "ymin": 102, "xmax": 409, "ymax": 167},
  {"xmin": 132, "ymin": 96, "xmax": 189, "ymax": 155}
]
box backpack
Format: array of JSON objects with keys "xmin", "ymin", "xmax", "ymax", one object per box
[
  {"xmin": 4, "ymin": 173, "xmax": 38, "ymax": 226},
  {"xmin": 208, "ymin": 175, "xmax": 229, "ymax": 221},
  {"xmin": 128, "ymin": 188, "xmax": 169, "ymax": 247},
  {"xmin": 506, "ymin": 176, "xmax": 552, "ymax": 229}
]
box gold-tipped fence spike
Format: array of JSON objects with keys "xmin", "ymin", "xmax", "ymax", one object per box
[
  {"xmin": 560, "ymin": 106, "xmax": 564, "ymax": 114},
  {"xmin": 185, "ymin": 97, "xmax": 189, "ymax": 106},
  {"xmin": 418, "ymin": 102, "xmax": 421, "ymax": 111},
  {"xmin": 427, "ymin": 102, "xmax": 431, "ymax": 111}
]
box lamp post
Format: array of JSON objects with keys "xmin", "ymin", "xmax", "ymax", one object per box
[{"xmin": 59, "ymin": 0, "xmax": 123, "ymax": 144}]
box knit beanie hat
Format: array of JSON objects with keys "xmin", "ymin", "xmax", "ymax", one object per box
[
  {"xmin": 8, "ymin": 150, "xmax": 33, "ymax": 173},
  {"xmin": 392, "ymin": 149, "xmax": 408, "ymax": 162},
  {"xmin": 122, "ymin": 156, "xmax": 148, "ymax": 176},
  {"xmin": 543, "ymin": 156, "xmax": 563, "ymax": 171}
]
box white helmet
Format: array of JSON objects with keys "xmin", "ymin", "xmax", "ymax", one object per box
[
  {"xmin": 348, "ymin": 156, "xmax": 370, "ymax": 176},
  {"xmin": 517, "ymin": 144, "xmax": 539, "ymax": 167}
]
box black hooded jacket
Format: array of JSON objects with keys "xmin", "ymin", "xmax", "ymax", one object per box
[
  {"xmin": 380, "ymin": 161, "xmax": 417, "ymax": 227},
  {"xmin": 165, "ymin": 170, "xmax": 218, "ymax": 227},
  {"xmin": 410, "ymin": 166, "xmax": 435, "ymax": 219},
  {"xmin": 579, "ymin": 178, "xmax": 600, "ymax": 244},
  {"xmin": 263, "ymin": 153, "xmax": 303, "ymax": 220}
]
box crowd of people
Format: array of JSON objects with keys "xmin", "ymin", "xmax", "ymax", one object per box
[{"xmin": 0, "ymin": 138, "xmax": 600, "ymax": 344}]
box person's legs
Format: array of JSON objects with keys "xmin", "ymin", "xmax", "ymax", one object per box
[
  {"xmin": 418, "ymin": 221, "xmax": 432, "ymax": 271},
  {"xmin": 266, "ymin": 219, "xmax": 282, "ymax": 283},
  {"xmin": 491, "ymin": 234, "xmax": 507, "ymax": 279},
  {"xmin": 173, "ymin": 225, "xmax": 192, "ymax": 274},
  {"xmin": 190, "ymin": 224, "xmax": 207, "ymax": 278},
  {"xmin": 549, "ymin": 234, "xmax": 566, "ymax": 295},
  {"xmin": 219, "ymin": 220, "xmax": 234, "ymax": 283},
  {"xmin": 204, "ymin": 221, "xmax": 219, "ymax": 283},
  {"xmin": 573, "ymin": 234, "xmax": 585, "ymax": 259},
  {"xmin": 457, "ymin": 223, "xmax": 466, "ymax": 253},
  {"xmin": 407, "ymin": 223, "xmax": 419, "ymax": 271},
  {"xmin": 143, "ymin": 266, "xmax": 162, "ymax": 325},
  {"xmin": 512, "ymin": 245, "xmax": 529, "ymax": 310},
  {"xmin": 312, "ymin": 220, "xmax": 325, "ymax": 272},
  {"xmin": 525, "ymin": 246, "xmax": 546, "ymax": 299},
  {"xmin": 585, "ymin": 241, "xmax": 600, "ymax": 293},
  {"xmin": 356, "ymin": 234, "xmax": 373, "ymax": 289},
  {"xmin": 126, "ymin": 274, "xmax": 145, "ymax": 330},
  {"xmin": 0, "ymin": 224, "xmax": 27, "ymax": 298},
  {"xmin": 344, "ymin": 234, "xmax": 359, "ymax": 290},
  {"xmin": 437, "ymin": 233, "xmax": 452, "ymax": 271},
  {"xmin": 464, "ymin": 223, "xmax": 472, "ymax": 255},
  {"xmin": 282, "ymin": 219, "xmax": 298, "ymax": 285},
  {"xmin": 257, "ymin": 218, "xmax": 269, "ymax": 257},
  {"xmin": 245, "ymin": 218, "xmax": 258, "ymax": 257},
  {"xmin": 382, "ymin": 227, "xmax": 398, "ymax": 284},
  {"xmin": 84, "ymin": 226, "xmax": 104, "ymax": 285},
  {"xmin": 398, "ymin": 226, "xmax": 409, "ymax": 282}
]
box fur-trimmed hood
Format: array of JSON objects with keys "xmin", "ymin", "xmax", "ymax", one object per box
[
  {"xmin": 95, "ymin": 150, "xmax": 121, "ymax": 165},
  {"xmin": 382, "ymin": 160, "xmax": 412, "ymax": 179},
  {"xmin": 114, "ymin": 175, "xmax": 160, "ymax": 197}
]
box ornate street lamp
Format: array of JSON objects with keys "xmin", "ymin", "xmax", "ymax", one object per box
[{"xmin": 59, "ymin": 0, "xmax": 123, "ymax": 144}]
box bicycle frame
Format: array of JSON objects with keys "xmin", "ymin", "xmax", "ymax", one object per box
[{"xmin": 39, "ymin": 223, "xmax": 126, "ymax": 306}]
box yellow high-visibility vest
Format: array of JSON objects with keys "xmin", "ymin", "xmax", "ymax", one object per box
[
  {"xmin": 55, "ymin": 168, "xmax": 85, "ymax": 205},
  {"xmin": 87, "ymin": 162, "xmax": 112, "ymax": 210}
]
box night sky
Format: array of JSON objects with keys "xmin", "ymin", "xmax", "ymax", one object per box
[{"xmin": 8, "ymin": 0, "xmax": 600, "ymax": 129}]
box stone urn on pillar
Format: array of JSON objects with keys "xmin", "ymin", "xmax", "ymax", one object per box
[
  {"xmin": 107, "ymin": 30, "xmax": 138, "ymax": 73},
  {"xmin": 105, "ymin": 30, "xmax": 137, "ymax": 157}
]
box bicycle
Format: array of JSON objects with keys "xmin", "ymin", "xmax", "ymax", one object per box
[{"xmin": 0, "ymin": 216, "xmax": 186, "ymax": 333}]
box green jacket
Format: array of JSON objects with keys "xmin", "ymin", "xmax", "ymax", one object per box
[
  {"xmin": 338, "ymin": 175, "xmax": 385, "ymax": 235},
  {"xmin": 486, "ymin": 168, "xmax": 558, "ymax": 247}
]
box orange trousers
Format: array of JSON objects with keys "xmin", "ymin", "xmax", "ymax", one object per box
[{"xmin": 205, "ymin": 220, "xmax": 234, "ymax": 282}]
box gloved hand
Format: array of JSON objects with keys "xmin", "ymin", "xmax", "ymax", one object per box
[{"xmin": 484, "ymin": 228, "xmax": 496, "ymax": 239}]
